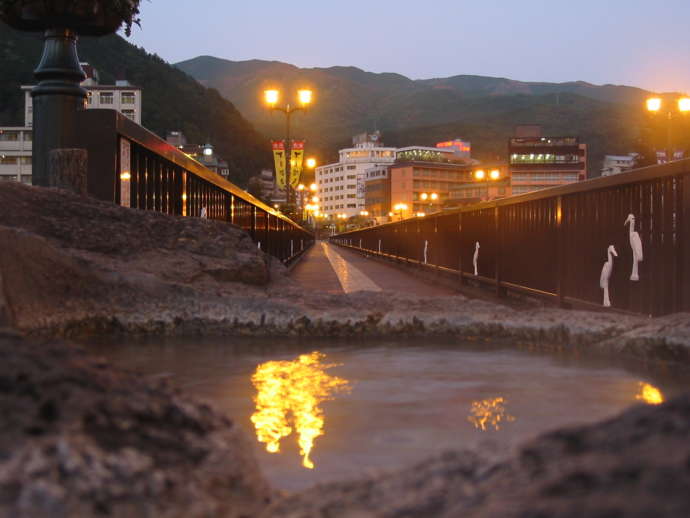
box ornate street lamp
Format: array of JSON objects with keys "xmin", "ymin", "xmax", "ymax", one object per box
[
  {"xmin": 0, "ymin": 0, "xmax": 141, "ymax": 187},
  {"xmin": 263, "ymin": 88, "xmax": 314, "ymax": 211}
]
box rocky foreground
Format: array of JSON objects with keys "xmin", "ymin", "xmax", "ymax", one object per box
[
  {"xmin": 0, "ymin": 183, "xmax": 689, "ymax": 366},
  {"xmin": 0, "ymin": 330, "xmax": 689, "ymax": 517}
]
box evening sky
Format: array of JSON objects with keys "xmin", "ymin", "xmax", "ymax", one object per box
[{"xmin": 127, "ymin": 0, "xmax": 690, "ymax": 93}]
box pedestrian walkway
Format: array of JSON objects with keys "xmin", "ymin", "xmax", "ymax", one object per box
[{"xmin": 290, "ymin": 241, "xmax": 457, "ymax": 296}]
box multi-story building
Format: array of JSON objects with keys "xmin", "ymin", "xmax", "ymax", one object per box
[
  {"xmin": 0, "ymin": 127, "xmax": 32, "ymax": 183},
  {"xmin": 22, "ymin": 63, "xmax": 142, "ymax": 126},
  {"xmin": 316, "ymin": 131, "xmax": 396, "ymax": 217},
  {"xmin": 1, "ymin": 64, "xmax": 142, "ymax": 184},
  {"xmin": 508, "ymin": 127, "xmax": 587, "ymax": 195},
  {"xmin": 389, "ymin": 160, "xmax": 474, "ymax": 217}
]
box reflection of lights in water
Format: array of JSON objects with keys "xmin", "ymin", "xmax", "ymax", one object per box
[
  {"xmin": 468, "ymin": 397, "xmax": 516, "ymax": 431},
  {"xmin": 250, "ymin": 352, "xmax": 350, "ymax": 469},
  {"xmin": 636, "ymin": 382, "xmax": 664, "ymax": 405}
]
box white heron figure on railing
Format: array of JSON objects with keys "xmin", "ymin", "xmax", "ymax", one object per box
[
  {"xmin": 600, "ymin": 244, "xmax": 618, "ymax": 307},
  {"xmin": 473, "ymin": 241, "xmax": 480, "ymax": 276},
  {"xmin": 624, "ymin": 213, "xmax": 643, "ymax": 281},
  {"xmin": 200, "ymin": 207, "xmax": 208, "ymax": 219},
  {"xmin": 423, "ymin": 240, "xmax": 429, "ymax": 264}
]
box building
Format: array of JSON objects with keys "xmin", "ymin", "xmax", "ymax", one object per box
[
  {"xmin": 22, "ymin": 63, "xmax": 143, "ymax": 126},
  {"xmin": 0, "ymin": 127, "xmax": 32, "ymax": 183},
  {"xmin": 508, "ymin": 126, "xmax": 587, "ymax": 195},
  {"xmin": 601, "ymin": 154, "xmax": 638, "ymax": 176},
  {"xmin": 446, "ymin": 164, "xmax": 511, "ymax": 206},
  {"xmin": 1, "ymin": 64, "xmax": 142, "ymax": 184},
  {"xmin": 166, "ymin": 132, "xmax": 230, "ymax": 179},
  {"xmin": 316, "ymin": 131, "xmax": 396, "ymax": 217}
]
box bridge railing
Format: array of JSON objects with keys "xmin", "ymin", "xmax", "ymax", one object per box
[
  {"xmin": 76, "ymin": 109, "xmax": 313, "ymax": 265},
  {"xmin": 331, "ymin": 160, "xmax": 690, "ymax": 316}
]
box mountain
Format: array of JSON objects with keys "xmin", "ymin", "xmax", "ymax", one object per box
[
  {"xmin": 174, "ymin": 56, "xmax": 662, "ymax": 175},
  {"xmin": 0, "ymin": 25, "xmax": 270, "ymax": 186}
]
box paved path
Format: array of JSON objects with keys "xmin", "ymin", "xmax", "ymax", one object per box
[{"xmin": 290, "ymin": 241, "xmax": 457, "ymax": 296}]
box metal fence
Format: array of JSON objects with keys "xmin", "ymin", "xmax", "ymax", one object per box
[
  {"xmin": 76, "ymin": 109, "xmax": 313, "ymax": 264},
  {"xmin": 331, "ymin": 160, "xmax": 690, "ymax": 316}
]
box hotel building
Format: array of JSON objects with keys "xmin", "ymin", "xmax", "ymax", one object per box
[
  {"xmin": 315, "ymin": 131, "xmax": 396, "ymax": 217},
  {"xmin": 508, "ymin": 126, "xmax": 587, "ymax": 195}
]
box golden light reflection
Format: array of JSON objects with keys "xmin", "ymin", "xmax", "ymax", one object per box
[
  {"xmin": 468, "ymin": 397, "xmax": 516, "ymax": 431},
  {"xmin": 250, "ymin": 352, "xmax": 350, "ymax": 469},
  {"xmin": 635, "ymin": 382, "xmax": 664, "ymax": 405}
]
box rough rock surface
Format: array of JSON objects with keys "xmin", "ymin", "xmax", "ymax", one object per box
[
  {"xmin": 0, "ymin": 182, "xmax": 689, "ymax": 366},
  {"xmin": 0, "ymin": 329, "xmax": 272, "ymax": 518},
  {"xmin": 264, "ymin": 392, "xmax": 690, "ymax": 518}
]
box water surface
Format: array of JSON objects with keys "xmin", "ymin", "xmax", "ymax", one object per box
[{"xmin": 95, "ymin": 339, "xmax": 684, "ymax": 491}]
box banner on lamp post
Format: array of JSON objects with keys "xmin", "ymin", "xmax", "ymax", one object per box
[
  {"xmin": 272, "ymin": 140, "xmax": 287, "ymax": 188},
  {"xmin": 289, "ymin": 140, "xmax": 305, "ymax": 188}
]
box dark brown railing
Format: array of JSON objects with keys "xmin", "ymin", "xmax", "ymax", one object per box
[
  {"xmin": 76, "ymin": 109, "xmax": 313, "ymax": 265},
  {"xmin": 331, "ymin": 159, "xmax": 690, "ymax": 316}
]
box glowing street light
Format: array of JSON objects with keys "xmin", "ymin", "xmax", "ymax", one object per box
[
  {"xmin": 309, "ymin": 183, "xmax": 318, "ymax": 192},
  {"xmin": 646, "ymin": 97, "xmax": 662, "ymax": 112},
  {"xmin": 416, "ymin": 212, "xmax": 426, "ymax": 217},
  {"xmin": 359, "ymin": 210, "xmax": 369, "ymax": 217},
  {"xmin": 490, "ymin": 169, "xmax": 501, "ymax": 180},
  {"xmin": 297, "ymin": 184, "xmax": 305, "ymax": 191},
  {"xmin": 306, "ymin": 157, "xmax": 317, "ymax": 169},
  {"xmin": 679, "ymin": 97, "xmax": 690, "ymax": 113},
  {"xmin": 474, "ymin": 169, "xmax": 486, "ymax": 180},
  {"xmin": 645, "ymin": 95, "xmax": 690, "ymax": 163},
  {"xmin": 263, "ymin": 87, "xmax": 316, "ymax": 213}
]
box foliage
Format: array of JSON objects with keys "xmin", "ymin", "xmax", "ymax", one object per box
[
  {"xmin": 0, "ymin": 0, "xmax": 142, "ymax": 35},
  {"xmin": 0, "ymin": 21, "xmax": 271, "ymax": 186}
]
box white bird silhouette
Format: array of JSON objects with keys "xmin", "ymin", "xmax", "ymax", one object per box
[
  {"xmin": 200, "ymin": 207, "xmax": 208, "ymax": 219},
  {"xmin": 624, "ymin": 213, "xmax": 643, "ymax": 281},
  {"xmin": 600, "ymin": 245, "xmax": 618, "ymax": 307},
  {"xmin": 473, "ymin": 241, "xmax": 480, "ymax": 276},
  {"xmin": 423, "ymin": 240, "xmax": 429, "ymax": 264}
]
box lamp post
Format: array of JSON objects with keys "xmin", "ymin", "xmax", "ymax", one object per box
[
  {"xmin": 264, "ymin": 88, "xmax": 314, "ymax": 215},
  {"xmin": 392, "ymin": 202, "xmax": 408, "ymax": 221},
  {"xmin": 645, "ymin": 95, "xmax": 690, "ymax": 163}
]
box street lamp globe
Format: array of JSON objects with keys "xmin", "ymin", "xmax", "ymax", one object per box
[
  {"xmin": 420, "ymin": 192, "xmax": 428, "ymax": 201},
  {"xmin": 264, "ymin": 89, "xmax": 279, "ymax": 107},
  {"xmin": 298, "ymin": 89, "xmax": 313, "ymax": 106},
  {"xmin": 306, "ymin": 157, "xmax": 317, "ymax": 169},
  {"xmin": 309, "ymin": 183, "xmax": 318, "ymax": 192},
  {"xmin": 490, "ymin": 169, "xmax": 500, "ymax": 180},
  {"xmin": 646, "ymin": 97, "xmax": 662, "ymax": 112},
  {"xmin": 678, "ymin": 97, "xmax": 690, "ymax": 113},
  {"xmin": 474, "ymin": 169, "xmax": 486, "ymax": 180},
  {"xmin": 430, "ymin": 192, "xmax": 438, "ymax": 200}
]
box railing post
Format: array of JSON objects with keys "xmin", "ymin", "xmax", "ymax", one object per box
[
  {"xmin": 556, "ymin": 195, "xmax": 567, "ymax": 308},
  {"xmin": 679, "ymin": 173, "xmax": 690, "ymax": 311},
  {"xmin": 495, "ymin": 206, "xmax": 506, "ymax": 297}
]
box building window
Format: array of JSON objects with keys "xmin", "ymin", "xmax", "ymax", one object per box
[
  {"xmin": 0, "ymin": 131, "xmax": 19, "ymax": 142},
  {"xmin": 100, "ymin": 92, "xmax": 114, "ymax": 104},
  {"xmin": 122, "ymin": 109, "xmax": 136, "ymax": 121},
  {"xmin": 87, "ymin": 92, "xmax": 93, "ymax": 105},
  {"xmin": 121, "ymin": 92, "xmax": 136, "ymax": 104},
  {"xmin": 0, "ymin": 156, "xmax": 19, "ymax": 164}
]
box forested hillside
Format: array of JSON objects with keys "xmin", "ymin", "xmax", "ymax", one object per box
[
  {"xmin": 0, "ymin": 24, "xmax": 270, "ymax": 186},
  {"xmin": 176, "ymin": 56, "xmax": 669, "ymax": 175}
]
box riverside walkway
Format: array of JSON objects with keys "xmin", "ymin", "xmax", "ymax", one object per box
[{"xmin": 290, "ymin": 240, "xmax": 456, "ymax": 296}]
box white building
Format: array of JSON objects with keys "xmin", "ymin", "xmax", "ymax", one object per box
[
  {"xmin": 0, "ymin": 127, "xmax": 32, "ymax": 183},
  {"xmin": 601, "ymin": 154, "xmax": 638, "ymax": 176},
  {"xmin": 0, "ymin": 64, "xmax": 142, "ymax": 183},
  {"xmin": 316, "ymin": 131, "xmax": 396, "ymax": 217},
  {"xmin": 22, "ymin": 64, "xmax": 143, "ymax": 126}
]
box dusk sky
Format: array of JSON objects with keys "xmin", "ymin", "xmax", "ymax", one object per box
[{"xmin": 128, "ymin": 0, "xmax": 690, "ymax": 93}]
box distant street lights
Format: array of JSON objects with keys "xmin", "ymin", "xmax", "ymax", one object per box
[
  {"xmin": 264, "ymin": 88, "xmax": 314, "ymax": 212},
  {"xmin": 419, "ymin": 191, "xmax": 439, "ymax": 213},
  {"xmin": 391, "ymin": 202, "xmax": 408, "ymax": 221},
  {"xmin": 645, "ymin": 95, "xmax": 690, "ymax": 163}
]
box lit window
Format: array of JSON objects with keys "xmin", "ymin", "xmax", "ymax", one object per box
[
  {"xmin": 100, "ymin": 92, "xmax": 114, "ymax": 104},
  {"xmin": 121, "ymin": 92, "xmax": 136, "ymax": 104}
]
